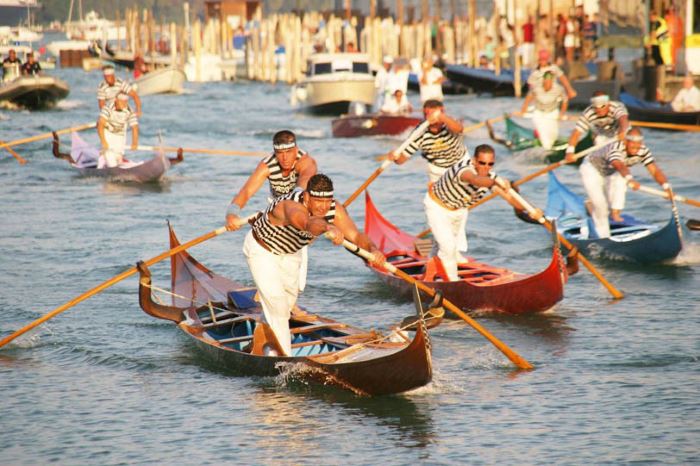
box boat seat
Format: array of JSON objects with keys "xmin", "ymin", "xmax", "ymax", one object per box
[
  {"xmin": 414, "ymin": 238, "xmax": 433, "ymax": 257},
  {"xmin": 290, "ymin": 323, "xmax": 346, "ymax": 334},
  {"xmin": 199, "ymin": 309, "xmax": 237, "ymax": 324},
  {"xmin": 291, "ymin": 339, "xmax": 324, "ymax": 348},
  {"xmin": 395, "ymin": 260, "xmax": 426, "ymax": 269},
  {"xmin": 202, "ymin": 314, "xmax": 256, "ymax": 330},
  {"xmin": 218, "ymin": 334, "xmax": 253, "ymax": 345}
]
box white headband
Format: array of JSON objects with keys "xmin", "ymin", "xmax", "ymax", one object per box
[
  {"xmin": 625, "ymin": 133, "xmax": 643, "ymax": 142},
  {"xmin": 103, "ymin": 68, "xmax": 115, "ymax": 76},
  {"xmin": 308, "ymin": 189, "xmax": 333, "ymax": 199},
  {"xmin": 590, "ymin": 94, "xmax": 609, "ymax": 107},
  {"xmin": 273, "ymin": 141, "xmax": 296, "ymax": 151}
]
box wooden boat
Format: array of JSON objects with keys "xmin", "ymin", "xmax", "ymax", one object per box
[
  {"xmin": 364, "ymin": 192, "xmax": 568, "ymax": 314},
  {"xmin": 133, "ymin": 67, "xmax": 187, "ymax": 95},
  {"xmin": 445, "ymin": 65, "xmax": 529, "ymax": 96},
  {"xmin": 487, "ymin": 115, "xmax": 593, "ymax": 164},
  {"xmin": 52, "ymin": 131, "xmax": 183, "ymax": 183},
  {"xmin": 135, "ymin": 225, "xmax": 434, "ymax": 396},
  {"xmin": 546, "ymin": 172, "xmax": 683, "ymax": 263},
  {"xmin": 290, "ymin": 53, "xmax": 376, "ymax": 115},
  {"xmin": 331, "ymin": 113, "xmax": 421, "ymax": 138},
  {"xmin": 620, "ymin": 92, "xmax": 700, "ymax": 127}
]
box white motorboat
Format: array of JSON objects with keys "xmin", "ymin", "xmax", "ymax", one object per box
[{"xmin": 133, "ymin": 67, "xmax": 187, "ymax": 95}]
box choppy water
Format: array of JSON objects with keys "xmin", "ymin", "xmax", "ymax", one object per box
[{"xmin": 1, "ymin": 59, "xmax": 699, "ymax": 465}]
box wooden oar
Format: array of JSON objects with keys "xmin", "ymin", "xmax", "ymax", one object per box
[
  {"xmin": 631, "ymin": 183, "xmax": 700, "ymax": 208},
  {"xmin": 630, "ymin": 120, "xmax": 700, "ymax": 132},
  {"xmin": 344, "ymin": 120, "xmax": 430, "ymax": 208},
  {"xmin": 335, "ymin": 238, "xmax": 534, "ymax": 370},
  {"xmin": 0, "ymin": 122, "xmax": 96, "ymax": 151},
  {"xmin": 0, "ymin": 139, "xmax": 27, "ymax": 165},
  {"xmin": 137, "ymin": 145, "xmax": 267, "ymax": 157},
  {"xmin": 416, "ymin": 141, "xmax": 615, "ymax": 238},
  {"xmin": 500, "ymin": 188, "xmax": 624, "ymax": 300},
  {"xmin": 0, "ymin": 218, "xmax": 252, "ymax": 350},
  {"xmin": 461, "ymin": 113, "xmax": 509, "ymax": 134}
]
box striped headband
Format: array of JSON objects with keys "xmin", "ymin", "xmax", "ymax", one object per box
[
  {"xmin": 590, "ymin": 94, "xmax": 609, "ymax": 107},
  {"xmin": 308, "ymin": 189, "xmax": 333, "ymax": 198},
  {"xmin": 103, "ymin": 68, "xmax": 115, "ymax": 76},
  {"xmin": 625, "ymin": 133, "xmax": 643, "ymax": 142},
  {"xmin": 273, "ymin": 141, "xmax": 296, "ymax": 150}
]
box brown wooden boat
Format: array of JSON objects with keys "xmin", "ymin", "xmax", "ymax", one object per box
[
  {"xmin": 364, "ymin": 192, "xmax": 568, "ymax": 314},
  {"xmin": 331, "ymin": 113, "xmax": 422, "ymax": 138},
  {"xmin": 136, "ymin": 225, "xmax": 434, "ymax": 396}
]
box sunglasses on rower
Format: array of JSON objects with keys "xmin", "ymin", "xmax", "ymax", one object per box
[{"xmin": 476, "ymin": 160, "xmax": 495, "ymax": 167}]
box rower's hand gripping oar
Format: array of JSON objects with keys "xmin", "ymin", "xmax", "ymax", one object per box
[
  {"xmin": 500, "ymin": 188, "xmax": 625, "ymax": 300},
  {"xmin": 344, "ymin": 120, "xmax": 431, "ymax": 208},
  {"xmin": 0, "ymin": 217, "xmax": 254, "ymax": 350},
  {"xmin": 330, "ymin": 236, "xmax": 535, "ymax": 371}
]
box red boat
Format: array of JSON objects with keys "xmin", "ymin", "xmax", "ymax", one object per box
[
  {"xmin": 364, "ymin": 192, "xmax": 568, "ymax": 314},
  {"xmin": 331, "ymin": 113, "xmax": 422, "ymax": 138}
]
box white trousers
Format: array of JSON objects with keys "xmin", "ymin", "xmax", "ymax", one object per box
[
  {"xmin": 580, "ymin": 158, "xmax": 627, "ymax": 238},
  {"xmin": 532, "ymin": 109, "xmax": 560, "ymax": 150},
  {"xmin": 428, "ymin": 163, "xmax": 468, "ymax": 252},
  {"xmin": 100, "ymin": 130, "xmax": 126, "ymax": 168},
  {"xmin": 242, "ymin": 231, "xmax": 302, "ymax": 356},
  {"xmin": 424, "ymin": 192, "xmax": 469, "ymax": 281}
]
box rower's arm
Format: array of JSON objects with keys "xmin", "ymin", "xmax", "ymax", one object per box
[
  {"xmin": 459, "ymin": 169, "xmax": 498, "ymax": 189},
  {"xmin": 97, "ymin": 117, "xmax": 108, "ymax": 148},
  {"xmin": 130, "ymin": 125, "xmax": 139, "ymax": 150},
  {"xmin": 332, "ymin": 204, "xmax": 385, "ymax": 266},
  {"xmin": 281, "ymin": 202, "xmax": 329, "ymax": 237},
  {"xmin": 559, "ymin": 74, "xmax": 577, "ymax": 99},
  {"xmin": 440, "ymin": 113, "xmax": 464, "ymax": 134},
  {"xmin": 646, "ymin": 162, "xmax": 669, "ymax": 186},
  {"xmin": 495, "ymin": 186, "xmax": 544, "ymax": 220},
  {"xmin": 231, "ymin": 162, "xmax": 269, "ymax": 209},
  {"xmin": 129, "ymin": 89, "xmax": 142, "ymax": 116},
  {"xmin": 295, "ymin": 155, "xmax": 318, "ymax": 190},
  {"xmin": 560, "ymin": 96, "xmax": 569, "ymax": 115},
  {"xmin": 98, "ymin": 99, "xmax": 105, "ymax": 110},
  {"xmin": 617, "ymin": 115, "xmax": 630, "ymax": 139},
  {"xmin": 521, "ymin": 92, "xmax": 534, "ymax": 114}
]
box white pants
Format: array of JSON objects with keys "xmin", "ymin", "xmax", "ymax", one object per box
[
  {"xmin": 594, "ymin": 134, "xmax": 616, "ymax": 146},
  {"xmin": 424, "ymin": 192, "xmax": 469, "ymax": 281},
  {"xmin": 242, "ymin": 231, "xmax": 302, "ymax": 356},
  {"xmin": 428, "ymin": 164, "xmax": 468, "ymax": 253},
  {"xmin": 532, "ymin": 109, "xmax": 560, "ymax": 150},
  {"xmin": 100, "ymin": 130, "xmax": 126, "ymax": 168},
  {"xmin": 580, "ymin": 158, "xmax": 627, "ymax": 238}
]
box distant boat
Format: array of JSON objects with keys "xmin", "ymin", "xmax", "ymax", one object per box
[
  {"xmin": 291, "ymin": 53, "xmax": 376, "ymax": 115},
  {"xmin": 133, "ymin": 67, "xmax": 187, "ymax": 96},
  {"xmin": 0, "ymin": 46, "xmax": 69, "ymax": 110},
  {"xmin": 445, "ymin": 65, "xmax": 529, "ymax": 96},
  {"xmin": 331, "ymin": 113, "xmax": 421, "ymax": 138},
  {"xmin": 620, "ymin": 92, "xmax": 700, "ymax": 127}
]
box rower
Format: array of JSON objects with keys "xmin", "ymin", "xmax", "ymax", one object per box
[
  {"xmin": 527, "ymin": 49, "xmax": 577, "ymax": 99},
  {"xmin": 227, "ymin": 174, "xmax": 385, "ymax": 356},
  {"xmin": 380, "ymin": 89, "xmax": 413, "ymax": 115},
  {"xmin": 670, "ymin": 75, "xmax": 700, "ymax": 112},
  {"xmin": 520, "ymin": 71, "xmax": 568, "ymax": 150},
  {"xmin": 565, "ymin": 91, "xmax": 629, "ymax": 158},
  {"xmin": 425, "ymin": 144, "xmax": 538, "ymax": 281},
  {"xmin": 577, "ymin": 127, "xmax": 671, "ymax": 238},
  {"xmin": 2, "ymin": 49, "xmax": 22, "ymax": 81},
  {"xmin": 21, "ymin": 52, "xmax": 41, "ymax": 76},
  {"xmin": 97, "ymin": 65, "xmax": 142, "ymax": 116},
  {"xmin": 97, "ymin": 92, "xmax": 139, "ymax": 168}
]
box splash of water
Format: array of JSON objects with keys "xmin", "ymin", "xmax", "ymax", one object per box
[{"xmin": 672, "ymin": 241, "xmax": 700, "ymax": 265}]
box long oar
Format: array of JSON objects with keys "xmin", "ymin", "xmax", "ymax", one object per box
[
  {"xmin": 0, "ymin": 122, "xmax": 96, "ymax": 151},
  {"xmin": 416, "ymin": 141, "xmax": 616, "ymax": 237},
  {"xmin": 344, "ymin": 120, "xmax": 430, "ymax": 208},
  {"xmin": 0, "ymin": 219, "xmax": 252, "ymax": 350},
  {"xmin": 461, "ymin": 114, "xmax": 508, "ymax": 135},
  {"xmin": 0, "ymin": 139, "xmax": 27, "ymax": 165},
  {"xmin": 629, "ymin": 120, "xmax": 700, "ymax": 132},
  {"xmin": 336, "ymin": 238, "xmax": 534, "ymax": 370},
  {"xmin": 137, "ymin": 145, "xmax": 267, "ymax": 157},
  {"xmin": 632, "ymin": 183, "xmax": 700, "ymax": 208},
  {"xmin": 501, "ymin": 188, "xmax": 624, "ymax": 300}
]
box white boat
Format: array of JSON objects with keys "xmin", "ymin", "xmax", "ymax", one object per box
[
  {"xmin": 133, "ymin": 67, "xmax": 187, "ymax": 95},
  {"xmin": 290, "ymin": 53, "xmax": 376, "ymax": 115}
]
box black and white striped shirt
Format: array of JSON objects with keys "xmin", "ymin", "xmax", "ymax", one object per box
[
  {"xmin": 589, "ymin": 140, "xmax": 655, "ymax": 177},
  {"xmin": 575, "ymin": 101, "xmax": 628, "ymax": 139},
  {"xmin": 99, "ymin": 103, "xmax": 138, "ymax": 135},
  {"xmin": 263, "ymin": 148, "xmax": 307, "ymax": 198},
  {"xmin": 251, "ymin": 191, "xmax": 336, "ymax": 255},
  {"xmin": 432, "ymin": 159, "xmax": 497, "ymax": 210},
  {"xmin": 403, "ymin": 124, "xmax": 468, "ymax": 168},
  {"xmin": 531, "ymin": 82, "xmax": 566, "ymax": 112},
  {"xmin": 97, "ymin": 78, "xmax": 132, "ymax": 105}
]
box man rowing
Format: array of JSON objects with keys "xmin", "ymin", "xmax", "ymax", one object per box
[
  {"xmin": 520, "ymin": 71, "xmax": 568, "ymax": 150},
  {"xmin": 565, "ymin": 91, "xmax": 629, "ymax": 159},
  {"xmin": 425, "ymin": 144, "xmax": 538, "ymax": 281},
  {"xmin": 527, "ymin": 49, "xmax": 576, "ymax": 99},
  {"xmin": 227, "ymin": 174, "xmax": 385, "ymax": 356},
  {"xmin": 97, "ymin": 92, "xmax": 138, "ymax": 168},
  {"xmin": 97, "ymin": 65, "xmax": 142, "ymax": 116},
  {"xmin": 577, "ymin": 127, "xmax": 671, "ymax": 238}
]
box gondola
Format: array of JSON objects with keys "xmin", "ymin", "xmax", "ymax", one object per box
[
  {"xmin": 364, "ymin": 192, "xmax": 568, "ymax": 314},
  {"xmin": 487, "ymin": 114, "xmax": 594, "ymax": 164},
  {"xmin": 445, "ymin": 65, "xmax": 529, "ymax": 96},
  {"xmin": 52, "ymin": 131, "xmax": 183, "ymax": 183},
  {"xmin": 620, "ymin": 92, "xmax": 700, "ymax": 127},
  {"xmin": 135, "ymin": 225, "xmax": 435, "ymax": 396},
  {"xmin": 331, "ymin": 113, "xmax": 421, "ymax": 138},
  {"xmin": 546, "ymin": 172, "xmax": 683, "ymax": 263}
]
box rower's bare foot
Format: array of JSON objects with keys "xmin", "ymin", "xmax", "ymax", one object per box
[
  {"xmin": 291, "ymin": 305, "xmax": 309, "ymax": 316},
  {"xmin": 610, "ymin": 214, "xmax": 624, "ymax": 222}
]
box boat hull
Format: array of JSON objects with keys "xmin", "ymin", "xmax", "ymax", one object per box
[
  {"xmin": 74, "ymin": 152, "xmax": 172, "ymax": 183},
  {"xmin": 620, "ymin": 92, "xmax": 700, "ymax": 126},
  {"xmin": 331, "ymin": 114, "xmax": 422, "ymax": 137},
  {"xmin": 133, "ymin": 67, "xmax": 187, "ymax": 95},
  {"xmin": 294, "ymin": 78, "xmax": 376, "ymax": 115},
  {"xmin": 445, "ymin": 65, "xmax": 528, "ymax": 96},
  {"xmin": 0, "ymin": 76, "xmax": 69, "ymax": 110}
]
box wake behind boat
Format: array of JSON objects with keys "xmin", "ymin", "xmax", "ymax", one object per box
[
  {"xmin": 52, "ymin": 131, "xmax": 183, "ymax": 183},
  {"xmin": 136, "ymin": 225, "xmax": 434, "ymax": 396}
]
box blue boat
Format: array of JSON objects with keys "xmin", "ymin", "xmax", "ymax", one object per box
[
  {"xmin": 620, "ymin": 92, "xmax": 700, "ymax": 126},
  {"xmin": 445, "ymin": 65, "xmax": 529, "ymax": 96},
  {"xmin": 545, "ymin": 172, "xmax": 683, "ymax": 264},
  {"xmin": 406, "ymin": 72, "xmax": 470, "ymax": 95}
]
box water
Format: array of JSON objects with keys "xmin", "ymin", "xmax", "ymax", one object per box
[{"xmin": 1, "ymin": 63, "xmax": 699, "ymax": 465}]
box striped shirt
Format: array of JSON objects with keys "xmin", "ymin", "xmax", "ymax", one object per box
[
  {"xmin": 251, "ymin": 191, "xmax": 336, "ymax": 255},
  {"xmin": 589, "ymin": 140, "xmax": 655, "ymax": 177},
  {"xmin": 432, "ymin": 158, "xmax": 497, "ymax": 210},
  {"xmin": 99, "ymin": 103, "xmax": 138, "ymax": 135},
  {"xmin": 403, "ymin": 124, "xmax": 468, "ymax": 168},
  {"xmin": 97, "ymin": 78, "xmax": 132, "ymax": 105},
  {"xmin": 531, "ymin": 82, "xmax": 566, "ymax": 112},
  {"xmin": 263, "ymin": 148, "xmax": 307, "ymax": 198},
  {"xmin": 527, "ymin": 63, "xmax": 564, "ymax": 88},
  {"xmin": 575, "ymin": 101, "xmax": 628, "ymax": 139}
]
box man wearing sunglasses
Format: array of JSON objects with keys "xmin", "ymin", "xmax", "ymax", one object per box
[{"xmin": 424, "ymin": 144, "xmax": 538, "ymax": 281}]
